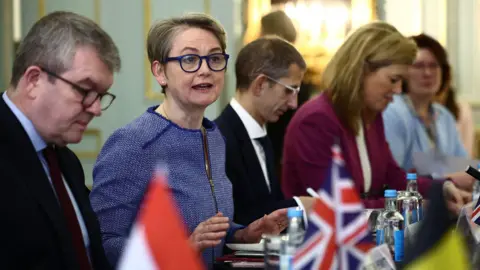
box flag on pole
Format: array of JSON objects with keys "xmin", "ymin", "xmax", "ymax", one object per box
[
  {"xmin": 118, "ymin": 167, "xmax": 205, "ymax": 270},
  {"xmin": 293, "ymin": 142, "xmax": 374, "ymax": 269}
]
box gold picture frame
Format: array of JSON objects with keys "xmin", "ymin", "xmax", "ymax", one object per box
[
  {"xmin": 474, "ymin": 128, "xmax": 480, "ymax": 158},
  {"xmin": 1, "ymin": 0, "xmax": 13, "ymax": 90},
  {"xmin": 38, "ymin": 0, "xmax": 101, "ymax": 23},
  {"xmin": 73, "ymin": 128, "xmax": 102, "ymax": 159},
  {"xmin": 142, "ymin": 0, "xmax": 211, "ymax": 100},
  {"xmin": 38, "ymin": 0, "xmax": 45, "ymax": 18},
  {"xmin": 142, "ymin": 0, "xmax": 163, "ymax": 100}
]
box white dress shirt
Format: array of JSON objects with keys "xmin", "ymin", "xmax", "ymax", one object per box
[
  {"xmin": 356, "ymin": 120, "xmax": 372, "ymax": 192},
  {"xmin": 2, "ymin": 92, "xmax": 91, "ymax": 256},
  {"xmin": 230, "ymin": 98, "xmax": 308, "ymax": 224},
  {"xmin": 230, "ymin": 98, "xmax": 271, "ymax": 191}
]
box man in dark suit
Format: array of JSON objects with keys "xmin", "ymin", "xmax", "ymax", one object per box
[
  {"xmin": 0, "ymin": 11, "xmax": 121, "ymax": 269},
  {"xmin": 260, "ymin": 10, "xmax": 317, "ymax": 182},
  {"xmin": 215, "ymin": 36, "xmax": 314, "ymax": 226}
]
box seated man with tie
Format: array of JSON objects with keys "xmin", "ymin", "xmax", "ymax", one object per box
[
  {"xmin": 215, "ymin": 36, "xmax": 314, "ymax": 225},
  {"xmin": 0, "ymin": 11, "xmax": 121, "ymax": 269}
]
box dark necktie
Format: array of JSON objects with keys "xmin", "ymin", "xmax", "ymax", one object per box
[
  {"xmin": 43, "ymin": 146, "xmax": 91, "ymax": 270},
  {"xmin": 256, "ymin": 136, "xmax": 277, "ymax": 191}
]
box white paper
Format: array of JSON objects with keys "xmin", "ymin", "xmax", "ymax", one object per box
[
  {"xmin": 361, "ymin": 244, "xmax": 396, "ymax": 270},
  {"xmin": 231, "ymin": 262, "xmax": 265, "ymax": 268},
  {"xmin": 226, "ymin": 242, "xmax": 265, "ymax": 252},
  {"xmin": 412, "ymin": 149, "xmax": 479, "ymax": 176}
]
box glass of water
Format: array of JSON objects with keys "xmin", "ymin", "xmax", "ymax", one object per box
[{"xmin": 263, "ymin": 234, "xmax": 284, "ymax": 269}]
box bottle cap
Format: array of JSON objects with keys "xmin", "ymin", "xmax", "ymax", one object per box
[
  {"xmin": 407, "ymin": 173, "xmax": 417, "ymax": 180},
  {"xmin": 384, "ymin": 189, "xmax": 397, "ymax": 198},
  {"xmin": 287, "ymin": 207, "xmax": 303, "ymax": 218}
]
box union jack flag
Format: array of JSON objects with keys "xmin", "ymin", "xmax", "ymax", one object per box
[
  {"xmin": 471, "ymin": 197, "xmax": 480, "ymax": 225},
  {"xmin": 293, "ymin": 143, "xmax": 374, "ymax": 269}
]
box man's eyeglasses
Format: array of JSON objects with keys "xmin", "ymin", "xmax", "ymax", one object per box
[
  {"xmin": 40, "ymin": 67, "xmax": 116, "ymax": 111},
  {"xmin": 264, "ymin": 75, "xmax": 300, "ymax": 95},
  {"xmin": 163, "ymin": 53, "xmax": 229, "ymax": 73}
]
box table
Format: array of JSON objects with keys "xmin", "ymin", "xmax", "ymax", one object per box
[{"xmin": 214, "ymin": 262, "xmax": 263, "ymax": 270}]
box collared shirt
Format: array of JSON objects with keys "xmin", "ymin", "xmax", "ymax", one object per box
[
  {"xmin": 356, "ymin": 120, "xmax": 372, "ymax": 193},
  {"xmin": 230, "ymin": 98, "xmax": 271, "ymax": 191},
  {"xmin": 402, "ymin": 95, "xmax": 437, "ymax": 148},
  {"xmin": 230, "ymin": 98, "xmax": 308, "ymax": 225},
  {"xmin": 383, "ymin": 94, "xmax": 467, "ymax": 172},
  {"xmin": 2, "ymin": 92, "xmax": 91, "ymax": 256}
]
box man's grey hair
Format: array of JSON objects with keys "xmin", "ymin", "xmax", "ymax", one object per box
[{"xmin": 10, "ymin": 11, "xmax": 121, "ymax": 87}]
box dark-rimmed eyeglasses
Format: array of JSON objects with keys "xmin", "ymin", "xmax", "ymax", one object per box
[
  {"xmin": 40, "ymin": 67, "xmax": 116, "ymax": 111},
  {"xmin": 163, "ymin": 53, "xmax": 229, "ymax": 73},
  {"xmin": 264, "ymin": 75, "xmax": 300, "ymax": 95}
]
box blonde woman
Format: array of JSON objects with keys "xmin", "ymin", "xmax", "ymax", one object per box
[{"xmin": 282, "ymin": 22, "xmax": 473, "ymax": 213}]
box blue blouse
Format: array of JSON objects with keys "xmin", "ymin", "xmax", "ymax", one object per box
[
  {"xmin": 89, "ymin": 106, "xmax": 241, "ymax": 269},
  {"xmin": 382, "ymin": 95, "xmax": 467, "ymax": 171}
]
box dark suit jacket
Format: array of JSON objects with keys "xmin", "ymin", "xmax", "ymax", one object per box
[
  {"xmin": 0, "ymin": 96, "xmax": 111, "ymax": 270},
  {"xmin": 215, "ymin": 104, "xmax": 297, "ymax": 226}
]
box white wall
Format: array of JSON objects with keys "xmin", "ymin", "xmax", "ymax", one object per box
[
  {"xmin": 383, "ymin": 0, "xmax": 480, "ymax": 107},
  {"xmin": 383, "ymin": 0, "xmax": 423, "ymax": 37}
]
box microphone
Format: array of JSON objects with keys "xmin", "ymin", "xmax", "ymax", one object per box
[{"xmin": 465, "ymin": 166, "xmax": 480, "ymax": 182}]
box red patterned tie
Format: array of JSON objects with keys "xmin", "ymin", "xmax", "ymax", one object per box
[{"xmin": 43, "ymin": 146, "xmax": 91, "ymax": 270}]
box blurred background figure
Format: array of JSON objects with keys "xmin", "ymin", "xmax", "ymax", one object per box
[
  {"xmin": 436, "ymin": 86, "xmax": 475, "ymax": 157},
  {"xmin": 260, "ymin": 10, "xmax": 297, "ymax": 42},
  {"xmin": 259, "ymin": 10, "xmax": 317, "ymax": 180},
  {"xmin": 383, "ymin": 34, "xmax": 468, "ymax": 174}
]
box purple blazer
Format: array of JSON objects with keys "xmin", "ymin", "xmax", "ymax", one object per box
[{"xmin": 281, "ymin": 93, "xmax": 434, "ymax": 208}]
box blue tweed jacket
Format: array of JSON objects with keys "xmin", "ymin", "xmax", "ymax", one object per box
[{"xmin": 90, "ymin": 106, "xmax": 240, "ymax": 269}]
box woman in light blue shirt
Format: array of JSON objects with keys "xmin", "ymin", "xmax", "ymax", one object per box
[{"xmin": 383, "ymin": 34, "xmax": 467, "ymax": 172}]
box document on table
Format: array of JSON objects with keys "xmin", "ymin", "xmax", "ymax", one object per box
[
  {"xmin": 361, "ymin": 244, "xmax": 395, "ymax": 270},
  {"xmin": 412, "ymin": 149, "xmax": 479, "ymax": 176}
]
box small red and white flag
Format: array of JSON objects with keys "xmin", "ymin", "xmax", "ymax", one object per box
[{"xmin": 118, "ymin": 167, "xmax": 204, "ymax": 270}]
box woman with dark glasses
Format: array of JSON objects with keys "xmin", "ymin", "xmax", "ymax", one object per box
[{"xmin": 89, "ymin": 13, "xmax": 287, "ymax": 269}]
